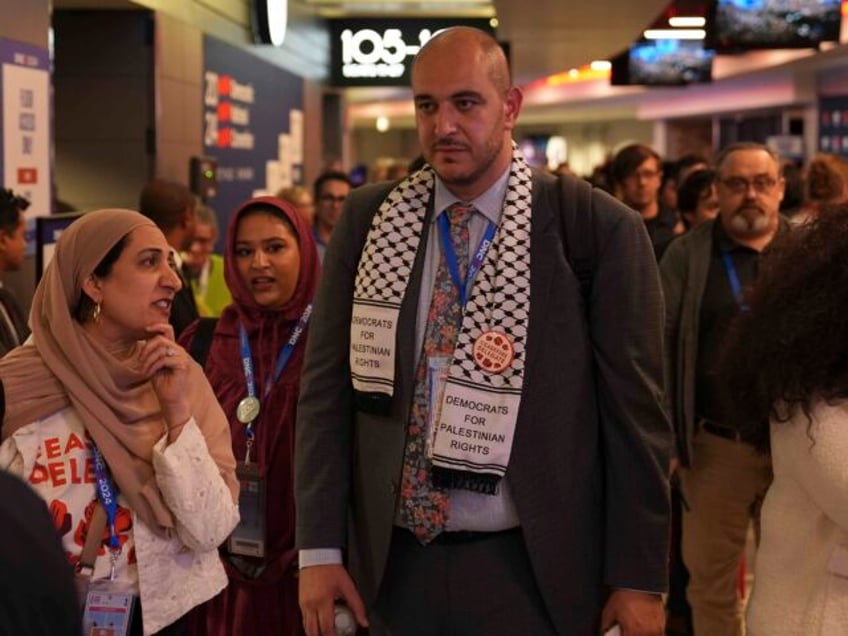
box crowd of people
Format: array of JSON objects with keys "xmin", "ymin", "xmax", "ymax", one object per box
[{"xmin": 2, "ymin": 24, "xmax": 848, "ymax": 636}]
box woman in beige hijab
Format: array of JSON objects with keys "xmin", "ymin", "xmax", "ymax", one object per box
[{"xmin": 0, "ymin": 209, "xmax": 239, "ymax": 635}]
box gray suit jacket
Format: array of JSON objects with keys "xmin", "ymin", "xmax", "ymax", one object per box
[
  {"xmin": 658, "ymin": 221, "xmax": 714, "ymax": 468},
  {"xmin": 295, "ymin": 170, "xmax": 671, "ymax": 635},
  {"xmin": 659, "ymin": 216, "xmax": 790, "ymax": 467}
]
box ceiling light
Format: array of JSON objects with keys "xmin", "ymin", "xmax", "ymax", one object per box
[
  {"xmin": 643, "ymin": 29, "xmax": 706, "ymax": 40},
  {"xmin": 669, "ymin": 17, "xmax": 706, "ymax": 28},
  {"xmin": 254, "ymin": 0, "xmax": 288, "ymax": 47},
  {"xmin": 489, "ymin": 17, "xmax": 499, "ymax": 29},
  {"xmin": 590, "ymin": 60, "xmax": 611, "ymax": 71},
  {"xmin": 376, "ymin": 116, "xmax": 390, "ymax": 132}
]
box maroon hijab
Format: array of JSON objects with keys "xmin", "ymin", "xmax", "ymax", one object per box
[
  {"xmin": 222, "ymin": 196, "xmax": 320, "ymax": 331},
  {"xmin": 183, "ymin": 196, "xmax": 319, "ymax": 583}
]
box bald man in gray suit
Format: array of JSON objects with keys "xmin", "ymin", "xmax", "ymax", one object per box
[{"xmin": 295, "ymin": 27, "xmax": 671, "ymax": 636}]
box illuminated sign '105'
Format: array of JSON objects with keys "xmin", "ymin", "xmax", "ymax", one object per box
[
  {"xmin": 329, "ymin": 18, "xmax": 496, "ymax": 87},
  {"xmin": 341, "ymin": 28, "xmax": 441, "ymax": 78}
]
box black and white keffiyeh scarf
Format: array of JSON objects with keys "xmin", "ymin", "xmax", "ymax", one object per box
[{"xmin": 350, "ymin": 145, "xmax": 532, "ymax": 492}]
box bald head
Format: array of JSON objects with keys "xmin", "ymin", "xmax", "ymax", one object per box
[
  {"xmin": 412, "ymin": 27, "xmax": 511, "ymax": 95},
  {"xmin": 410, "ymin": 26, "xmax": 522, "ymax": 200}
]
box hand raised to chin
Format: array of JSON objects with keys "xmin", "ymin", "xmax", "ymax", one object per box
[{"xmin": 139, "ymin": 323, "xmax": 191, "ymax": 429}]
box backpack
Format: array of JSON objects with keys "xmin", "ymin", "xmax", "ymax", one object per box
[{"xmin": 558, "ymin": 174, "xmax": 595, "ymax": 305}]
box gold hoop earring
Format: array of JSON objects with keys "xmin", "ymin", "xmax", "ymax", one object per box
[{"xmin": 92, "ymin": 301, "xmax": 101, "ymax": 323}]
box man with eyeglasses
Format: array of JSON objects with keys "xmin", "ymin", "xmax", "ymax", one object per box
[
  {"xmin": 660, "ymin": 141, "xmax": 789, "ymax": 636},
  {"xmin": 312, "ymin": 170, "xmax": 352, "ymax": 262},
  {"xmin": 612, "ymin": 143, "xmax": 684, "ymax": 260}
]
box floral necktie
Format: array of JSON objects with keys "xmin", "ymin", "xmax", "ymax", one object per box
[{"xmin": 398, "ymin": 201, "xmax": 472, "ymax": 544}]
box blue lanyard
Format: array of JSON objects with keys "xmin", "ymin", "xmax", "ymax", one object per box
[
  {"xmin": 238, "ymin": 304, "xmax": 313, "ymax": 402},
  {"xmin": 437, "ymin": 211, "xmax": 497, "ymax": 308},
  {"xmin": 91, "ymin": 444, "xmax": 121, "ymax": 553},
  {"xmin": 720, "ymin": 251, "xmax": 750, "ymax": 312}
]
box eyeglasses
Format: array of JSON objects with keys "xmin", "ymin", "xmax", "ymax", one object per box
[
  {"xmin": 319, "ymin": 194, "xmax": 347, "ymax": 204},
  {"xmin": 718, "ymin": 176, "xmax": 779, "ymax": 194}
]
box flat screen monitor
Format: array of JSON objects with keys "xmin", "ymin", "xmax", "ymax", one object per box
[
  {"xmin": 711, "ymin": 0, "xmax": 842, "ymax": 52},
  {"xmin": 624, "ymin": 39, "xmax": 715, "ymax": 86}
]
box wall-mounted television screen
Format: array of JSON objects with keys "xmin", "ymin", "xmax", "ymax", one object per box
[
  {"xmin": 711, "ymin": 0, "xmax": 842, "ymax": 52},
  {"xmin": 611, "ymin": 39, "xmax": 715, "ymax": 86}
]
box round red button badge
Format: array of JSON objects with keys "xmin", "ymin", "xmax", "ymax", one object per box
[{"xmin": 472, "ymin": 331, "xmax": 514, "ymax": 373}]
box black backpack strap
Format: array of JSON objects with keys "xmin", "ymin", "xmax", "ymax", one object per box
[
  {"xmin": 558, "ymin": 174, "xmax": 595, "ymax": 304},
  {"xmin": 188, "ymin": 317, "xmax": 218, "ymax": 368}
]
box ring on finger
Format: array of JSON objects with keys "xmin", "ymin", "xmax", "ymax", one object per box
[{"xmin": 165, "ymin": 346, "xmax": 176, "ymax": 357}]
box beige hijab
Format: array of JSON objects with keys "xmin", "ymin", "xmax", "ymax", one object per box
[{"xmin": 0, "ymin": 209, "xmax": 237, "ymax": 533}]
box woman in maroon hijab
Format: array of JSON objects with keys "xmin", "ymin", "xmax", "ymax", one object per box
[{"xmin": 181, "ymin": 196, "xmax": 320, "ymax": 635}]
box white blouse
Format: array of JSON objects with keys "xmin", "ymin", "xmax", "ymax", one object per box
[{"xmin": 0, "ymin": 407, "xmax": 239, "ymax": 635}]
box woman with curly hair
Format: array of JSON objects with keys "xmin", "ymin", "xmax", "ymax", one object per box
[{"xmin": 723, "ymin": 207, "xmax": 848, "ymax": 634}]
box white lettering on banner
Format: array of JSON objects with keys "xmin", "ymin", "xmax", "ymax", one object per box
[
  {"xmin": 342, "ymin": 63, "xmax": 405, "ymax": 79},
  {"xmin": 229, "ymin": 129, "xmax": 255, "ymax": 149},
  {"xmin": 204, "ymin": 112, "xmax": 219, "ymax": 146},
  {"xmin": 204, "ymin": 71, "xmax": 219, "ymax": 107},
  {"xmin": 350, "ymin": 303, "xmax": 398, "ymax": 392},
  {"xmin": 203, "ymin": 69, "xmax": 255, "ymax": 152},
  {"xmin": 229, "ymin": 79, "xmax": 255, "ymax": 104},
  {"xmin": 12, "ymin": 53, "xmax": 39, "ymax": 68},
  {"xmin": 216, "ymin": 166, "xmax": 253, "ymax": 182},
  {"xmin": 229, "ymin": 104, "xmax": 250, "ymax": 126}
]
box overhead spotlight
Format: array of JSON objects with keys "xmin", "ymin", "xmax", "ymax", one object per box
[
  {"xmin": 590, "ymin": 60, "xmax": 611, "ymax": 71},
  {"xmin": 253, "ymin": 0, "xmax": 288, "ymax": 47},
  {"xmin": 643, "ymin": 29, "xmax": 706, "ymax": 40},
  {"xmin": 376, "ymin": 116, "xmax": 390, "ymax": 133},
  {"xmin": 489, "ymin": 17, "xmax": 499, "ymax": 29},
  {"xmin": 568, "ymin": 68, "xmax": 579, "ymax": 78},
  {"xmin": 669, "ymin": 17, "xmax": 706, "ymax": 28}
]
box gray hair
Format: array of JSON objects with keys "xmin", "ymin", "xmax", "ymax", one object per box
[{"xmin": 715, "ymin": 142, "xmax": 780, "ymax": 173}]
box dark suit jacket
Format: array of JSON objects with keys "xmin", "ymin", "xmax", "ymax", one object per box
[
  {"xmin": 0, "ymin": 287, "xmax": 29, "ymax": 358},
  {"xmin": 170, "ymin": 269, "xmax": 199, "ymax": 339},
  {"xmin": 0, "ymin": 471, "xmax": 80, "ymax": 633},
  {"xmin": 295, "ymin": 171, "xmax": 671, "ymax": 634}
]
